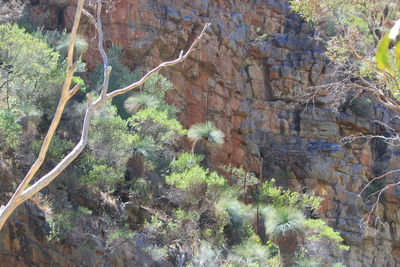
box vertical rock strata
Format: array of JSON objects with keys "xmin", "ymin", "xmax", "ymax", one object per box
[{"xmin": 1, "ymin": 0, "xmax": 400, "ymax": 266}]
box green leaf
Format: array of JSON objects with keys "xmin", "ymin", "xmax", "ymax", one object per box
[
  {"xmin": 376, "ymin": 33, "xmax": 393, "ymax": 73},
  {"xmin": 395, "ymin": 42, "xmax": 400, "ymax": 70}
]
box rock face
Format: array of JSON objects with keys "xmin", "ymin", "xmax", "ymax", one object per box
[{"xmin": 1, "ymin": 0, "xmax": 400, "ymax": 266}]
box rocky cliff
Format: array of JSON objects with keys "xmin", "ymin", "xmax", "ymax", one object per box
[{"xmin": 1, "ymin": 0, "xmax": 400, "ymax": 266}]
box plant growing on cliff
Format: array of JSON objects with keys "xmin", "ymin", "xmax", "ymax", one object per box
[
  {"xmin": 263, "ymin": 206, "xmax": 305, "ymax": 267},
  {"xmin": 290, "ymin": 0, "xmax": 400, "ymax": 106},
  {"xmin": 187, "ymin": 121, "xmax": 225, "ymax": 159},
  {"xmin": 0, "ymin": 0, "xmax": 211, "ymax": 230},
  {"xmin": 0, "ymin": 110, "xmax": 22, "ymax": 151}
]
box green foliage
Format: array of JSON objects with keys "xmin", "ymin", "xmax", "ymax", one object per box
[
  {"xmin": 89, "ymin": 103, "xmax": 132, "ymax": 167},
  {"xmin": 141, "ymin": 245, "xmax": 168, "ymax": 261},
  {"xmin": 56, "ymin": 33, "xmax": 88, "ymax": 56},
  {"xmin": 220, "ymin": 165, "xmax": 259, "ymax": 197},
  {"xmin": 47, "ymin": 208, "xmax": 90, "ymax": 243},
  {"xmin": 128, "ymin": 177, "xmax": 152, "ymax": 201},
  {"xmin": 218, "ymin": 195, "xmax": 254, "ymax": 245},
  {"xmin": 31, "ymin": 135, "xmax": 73, "ymax": 163},
  {"xmin": 188, "ymin": 121, "xmax": 225, "ymax": 146},
  {"xmin": 228, "ymin": 236, "xmax": 271, "ymax": 266},
  {"xmin": 80, "ymin": 163, "xmax": 124, "ymax": 193},
  {"xmin": 0, "ymin": 109, "xmax": 22, "ymax": 150},
  {"xmin": 142, "ymin": 72, "xmax": 174, "ymax": 99},
  {"xmin": 362, "ymin": 179, "xmax": 385, "ymax": 199},
  {"xmin": 90, "ymin": 44, "xmax": 141, "ymax": 118},
  {"xmin": 263, "ymin": 206, "xmax": 305, "ymax": 241},
  {"xmin": 48, "ymin": 211, "xmax": 75, "ymax": 243},
  {"xmin": 124, "ymin": 93, "xmax": 160, "ymax": 114},
  {"xmin": 290, "ymin": 0, "xmax": 400, "ymax": 98},
  {"xmin": 78, "ymin": 206, "xmax": 92, "ymax": 215},
  {"xmin": 376, "ymin": 33, "xmax": 393, "ymax": 73},
  {"xmin": 295, "ymin": 255, "xmax": 321, "ymax": 267},
  {"xmin": 71, "ymin": 76, "xmax": 87, "ymax": 93},
  {"xmin": 107, "ymin": 228, "xmax": 135, "ymax": 245},
  {"xmin": 129, "ymin": 107, "xmax": 186, "ymax": 136},
  {"xmin": 260, "ymin": 179, "xmax": 322, "ymax": 212},
  {"xmin": 166, "ymin": 153, "xmax": 225, "ymax": 189},
  {"xmin": 0, "ymin": 24, "xmax": 64, "ymax": 114},
  {"xmin": 304, "ymin": 219, "xmax": 349, "ymax": 250}
]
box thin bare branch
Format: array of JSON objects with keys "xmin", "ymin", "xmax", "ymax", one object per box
[
  {"xmin": 82, "ymin": 8, "xmax": 98, "ymax": 29},
  {"xmin": 96, "ymin": 23, "xmax": 211, "ymax": 107},
  {"xmin": 0, "ymin": 2, "xmax": 210, "ymax": 231}
]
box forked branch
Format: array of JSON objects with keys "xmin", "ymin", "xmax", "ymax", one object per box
[{"xmin": 0, "ymin": 0, "xmax": 210, "ymax": 231}]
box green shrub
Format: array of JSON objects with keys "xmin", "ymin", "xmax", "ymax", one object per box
[
  {"xmin": 0, "ymin": 109, "xmax": 22, "ymax": 150},
  {"xmin": 220, "ymin": 165, "xmax": 259, "ymax": 197},
  {"xmin": 128, "ymin": 177, "xmax": 152, "ymax": 201},
  {"xmin": 80, "ymin": 163, "xmax": 123, "ymax": 193},
  {"xmin": 304, "ymin": 219, "xmax": 349, "ymax": 250},
  {"xmin": 166, "ymin": 153, "xmax": 225, "ymax": 189},
  {"xmin": 107, "ymin": 228, "xmax": 135, "ymax": 246},
  {"xmin": 228, "ymin": 236, "xmax": 272, "ymax": 266},
  {"xmin": 0, "ymin": 24, "xmax": 65, "ymax": 115},
  {"xmin": 89, "ymin": 103, "xmax": 132, "ymax": 167},
  {"xmin": 129, "ymin": 107, "xmax": 187, "ymax": 136},
  {"xmin": 260, "ymin": 178, "xmax": 322, "ymax": 212},
  {"xmin": 31, "ymin": 135, "xmax": 73, "ymax": 163}
]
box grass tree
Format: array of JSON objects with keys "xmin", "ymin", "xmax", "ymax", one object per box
[
  {"xmin": 56, "ymin": 33, "xmax": 89, "ymax": 56},
  {"xmin": 0, "ymin": 0, "xmax": 210, "ymax": 230},
  {"xmin": 264, "ymin": 206, "xmax": 305, "ymax": 267},
  {"xmin": 187, "ymin": 121, "xmax": 225, "ymax": 154},
  {"xmin": 124, "ymin": 93, "xmax": 160, "ymax": 114}
]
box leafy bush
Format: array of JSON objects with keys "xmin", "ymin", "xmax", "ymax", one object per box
[
  {"xmin": 107, "ymin": 228, "xmax": 135, "ymax": 246},
  {"xmin": 304, "ymin": 219, "xmax": 349, "ymax": 250},
  {"xmin": 31, "ymin": 135, "xmax": 73, "ymax": 163},
  {"xmin": 129, "ymin": 107, "xmax": 187, "ymax": 136},
  {"xmin": 290, "ymin": 0, "xmax": 400, "ymax": 97},
  {"xmin": 220, "ymin": 165, "xmax": 259, "ymax": 198},
  {"xmin": 89, "ymin": 103, "xmax": 132, "ymax": 167},
  {"xmin": 0, "ymin": 109, "xmax": 22, "ymax": 150},
  {"xmin": 260, "ymin": 178, "xmax": 322, "ymax": 212},
  {"xmin": 80, "ymin": 163, "xmax": 124, "ymax": 193},
  {"xmin": 166, "ymin": 153, "xmax": 225, "ymax": 189},
  {"xmin": 0, "ymin": 24, "xmax": 65, "ymax": 115}
]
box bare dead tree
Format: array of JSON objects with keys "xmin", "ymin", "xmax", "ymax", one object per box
[{"xmin": 0, "ymin": 0, "xmax": 210, "ymax": 230}]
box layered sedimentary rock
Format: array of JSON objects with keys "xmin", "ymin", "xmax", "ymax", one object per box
[{"xmin": 1, "ymin": 0, "xmax": 400, "ymax": 266}]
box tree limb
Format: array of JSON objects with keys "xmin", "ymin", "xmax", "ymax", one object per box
[{"xmin": 0, "ymin": 2, "xmax": 210, "ymax": 231}]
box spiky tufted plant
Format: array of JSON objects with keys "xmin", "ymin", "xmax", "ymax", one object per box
[
  {"xmin": 124, "ymin": 93, "xmax": 160, "ymax": 114},
  {"xmin": 187, "ymin": 121, "xmax": 225, "ymax": 154},
  {"xmin": 264, "ymin": 206, "xmax": 305, "ymax": 267},
  {"xmin": 56, "ymin": 33, "xmax": 88, "ymax": 56}
]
